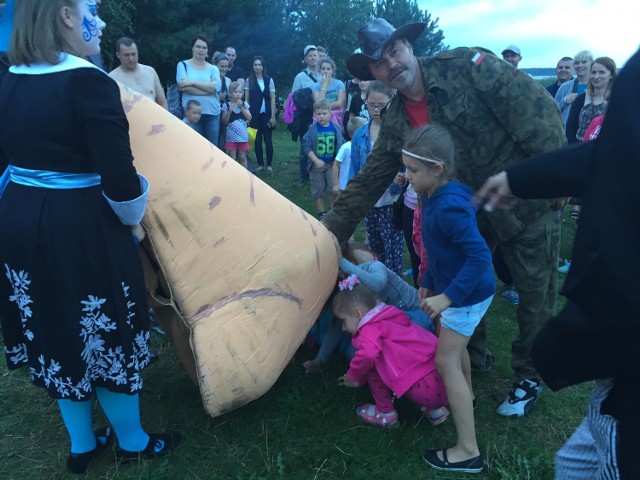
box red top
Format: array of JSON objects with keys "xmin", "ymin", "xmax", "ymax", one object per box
[{"xmin": 402, "ymin": 95, "xmax": 430, "ymax": 128}]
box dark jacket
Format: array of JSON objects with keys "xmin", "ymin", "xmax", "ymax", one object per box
[
  {"xmin": 324, "ymin": 48, "xmax": 566, "ymax": 242},
  {"xmin": 507, "ymin": 48, "xmax": 640, "ymax": 390},
  {"xmin": 288, "ymin": 87, "xmax": 314, "ymax": 141},
  {"xmin": 565, "ymin": 92, "xmax": 586, "ymax": 144},
  {"xmin": 247, "ymin": 74, "xmax": 273, "ymax": 129}
]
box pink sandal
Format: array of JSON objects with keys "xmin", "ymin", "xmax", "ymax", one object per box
[{"xmin": 356, "ymin": 404, "xmax": 399, "ymax": 428}]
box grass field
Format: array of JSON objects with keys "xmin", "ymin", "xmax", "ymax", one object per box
[{"xmin": 0, "ymin": 127, "xmax": 589, "ymax": 479}]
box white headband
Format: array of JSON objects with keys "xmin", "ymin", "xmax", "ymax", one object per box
[{"xmin": 401, "ymin": 149, "xmax": 445, "ymax": 167}]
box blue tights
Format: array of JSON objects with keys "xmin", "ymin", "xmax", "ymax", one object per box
[{"xmin": 57, "ymin": 387, "xmax": 149, "ymax": 453}]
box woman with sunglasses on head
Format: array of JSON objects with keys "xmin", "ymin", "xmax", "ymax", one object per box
[
  {"xmin": 0, "ymin": 0, "xmax": 180, "ymax": 474},
  {"xmin": 176, "ymin": 34, "xmax": 222, "ymax": 147},
  {"xmin": 348, "ymin": 81, "xmax": 405, "ymax": 275}
]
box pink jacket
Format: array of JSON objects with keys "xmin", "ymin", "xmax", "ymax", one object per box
[
  {"xmin": 412, "ymin": 202, "xmax": 428, "ymax": 281},
  {"xmin": 346, "ymin": 304, "xmax": 439, "ymax": 397}
]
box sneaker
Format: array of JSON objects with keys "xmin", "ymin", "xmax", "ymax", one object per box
[
  {"xmin": 501, "ymin": 287, "xmax": 520, "ymax": 304},
  {"xmin": 422, "ymin": 406, "xmax": 449, "ymax": 426},
  {"xmin": 318, "ymin": 212, "xmax": 326, "ymax": 220},
  {"xmin": 496, "ymin": 378, "xmax": 543, "ymax": 417},
  {"xmin": 558, "ymin": 261, "xmax": 571, "ymax": 274},
  {"xmin": 266, "ymin": 166, "xmax": 273, "ymax": 173},
  {"xmin": 256, "ymin": 166, "xmax": 264, "ymax": 172}
]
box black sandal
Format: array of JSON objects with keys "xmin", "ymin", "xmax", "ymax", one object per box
[
  {"xmin": 423, "ymin": 448, "xmax": 484, "ymax": 474},
  {"xmin": 66, "ymin": 426, "xmax": 114, "ymax": 474},
  {"xmin": 116, "ymin": 431, "xmax": 182, "ymax": 463}
]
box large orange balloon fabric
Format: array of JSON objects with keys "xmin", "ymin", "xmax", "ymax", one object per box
[{"xmin": 119, "ymin": 86, "xmax": 338, "ymax": 417}]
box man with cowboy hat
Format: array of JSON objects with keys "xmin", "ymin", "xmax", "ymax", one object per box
[{"xmin": 322, "ymin": 17, "xmax": 565, "ymax": 469}]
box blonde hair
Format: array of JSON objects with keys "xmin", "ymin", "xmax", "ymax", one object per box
[
  {"xmin": 347, "ymin": 116, "xmax": 367, "ymax": 138},
  {"xmin": 229, "ymin": 81, "xmax": 243, "ymax": 93},
  {"xmin": 313, "ymin": 99, "xmax": 330, "ymax": 112},
  {"xmin": 403, "ymin": 124, "xmax": 457, "ymax": 180},
  {"xmin": 10, "ymin": 0, "xmax": 80, "ymax": 65},
  {"xmin": 573, "ymin": 50, "xmax": 594, "ymax": 63},
  {"xmin": 332, "ymin": 284, "xmax": 378, "ymax": 318}
]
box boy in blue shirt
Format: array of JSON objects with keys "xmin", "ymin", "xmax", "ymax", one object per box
[
  {"xmin": 182, "ymin": 100, "xmax": 202, "ymax": 130},
  {"xmin": 302, "ymin": 99, "xmax": 344, "ymax": 219}
]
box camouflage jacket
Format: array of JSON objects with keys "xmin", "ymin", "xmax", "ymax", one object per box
[{"xmin": 324, "ymin": 48, "xmax": 566, "ymax": 242}]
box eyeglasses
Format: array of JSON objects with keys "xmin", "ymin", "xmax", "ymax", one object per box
[{"xmin": 366, "ymin": 100, "xmax": 391, "ymax": 111}]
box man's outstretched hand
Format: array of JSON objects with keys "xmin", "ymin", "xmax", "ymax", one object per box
[{"xmin": 473, "ymin": 171, "xmax": 517, "ymax": 212}]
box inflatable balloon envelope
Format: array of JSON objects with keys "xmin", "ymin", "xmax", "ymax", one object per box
[{"xmin": 118, "ymin": 85, "xmax": 338, "ymax": 417}]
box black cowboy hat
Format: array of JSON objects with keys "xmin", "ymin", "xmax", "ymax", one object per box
[{"xmin": 346, "ymin": 18, "xmax": 426, "ymax": 81}]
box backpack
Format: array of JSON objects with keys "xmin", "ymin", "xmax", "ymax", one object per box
[
  {"xmin": 167, "ymin": 84, "xmax": 183, "ymax": 119},
  {"xmin": 283, "ymin": 92, "xmax": 296, "ymax": 125},
  {"xmin": 167, "ymin": 61, "xmax": 187, "ymax": 119}
]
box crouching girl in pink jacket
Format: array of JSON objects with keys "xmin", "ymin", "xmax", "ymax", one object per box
[{"xmin": 335, "ymin": 275, "xmax": 448, "ymax": 427}]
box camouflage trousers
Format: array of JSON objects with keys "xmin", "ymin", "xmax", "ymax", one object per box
[{"xmin": 469, "ymin": 210, "xmax": 561, "ymax": 380}]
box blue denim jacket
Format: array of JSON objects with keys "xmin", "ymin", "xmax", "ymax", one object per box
[{"xmin": 349, "ymin": 122, "xmax": 401, "ymax": 205}]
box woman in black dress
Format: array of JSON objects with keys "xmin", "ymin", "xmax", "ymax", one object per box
[{"xmin": 0, "ymin": 0, "xmax": 179, "ymax": 473}]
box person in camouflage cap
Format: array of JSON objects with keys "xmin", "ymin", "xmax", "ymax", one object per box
[{"xmin": 322, "ymin": 18, "xmax": 566, "ymax": 444}]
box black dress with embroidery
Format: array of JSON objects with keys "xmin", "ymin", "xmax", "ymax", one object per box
[{"xmin": 0, "ymin": 65, "xmax": 151, "ymax": 400}]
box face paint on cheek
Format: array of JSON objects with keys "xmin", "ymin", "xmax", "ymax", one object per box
[
  {"xmin": 82, "ymin": 0, "xmax": 100, "ymax": 42},
  {"xmin": 82, "ymin": 16, "xmax": 99, "ymax": 42}
]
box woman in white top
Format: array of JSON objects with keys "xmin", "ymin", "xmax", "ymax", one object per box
[
  {"xmin": 176, "ymin": 34, "xmax": 222, "ymax": 147},
  {"xmin": 244, "ymin": 56, "xmax": 276, "ymax": 172}
]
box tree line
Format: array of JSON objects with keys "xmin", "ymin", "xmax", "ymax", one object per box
[{"xmin": 101, "ymin": 0, "xmax": 447, "ymax": 92}]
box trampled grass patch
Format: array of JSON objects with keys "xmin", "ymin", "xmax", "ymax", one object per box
[{"xmin": 0, "ymin": 128, "xmax": 589, "ymax": 479}]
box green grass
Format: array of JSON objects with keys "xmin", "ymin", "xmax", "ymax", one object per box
[{"xmin": 0, "ymin": 128, "xmax": 588, "ymax": 479}]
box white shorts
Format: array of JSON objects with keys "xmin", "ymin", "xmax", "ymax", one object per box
[{"xmin": 440, "ymin": 295, "xmax": 494, "ymax": 337}]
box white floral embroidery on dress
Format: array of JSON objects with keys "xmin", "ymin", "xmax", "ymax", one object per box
[
  {"xmin": 79, "ymin": 291, "xmax": 149, "ymax": 389},
  {"xmin": 29, "ymin": 288, "xmax": 150, "ymax": 399},
  {"xmin": 122, "ymin": 282, "xmax": 136, "ymax": 329},
  {"xmin": 4, "ymin": 343, "xmax": 28, "ymax": 366},
  {"xmin": 122, "ymin": 282, "xmax": 150, "ymax": 391},
  {"xmin": 4, "ymin": 264, "xmax": 35, "ymax": 341},
  {"xmin": 31, "ymin": 354, "xmax": 91, "ymax": 398}
]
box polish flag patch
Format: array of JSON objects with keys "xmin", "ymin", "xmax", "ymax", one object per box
[{"xmin": 471, "ymin": 52, "xmax": 484, "ymax": 65}]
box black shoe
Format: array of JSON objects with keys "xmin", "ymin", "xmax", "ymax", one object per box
[
  {"xmin": 423, "ymin": 449, "xmax": 483, "ymax": 474},
  {"xmin": 66, "ymin": 426, "xmax": 114, "ymax": 474},
  {"xmin": 116, "ymin": 431, "xmax": 182, "ymax": 463}
]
